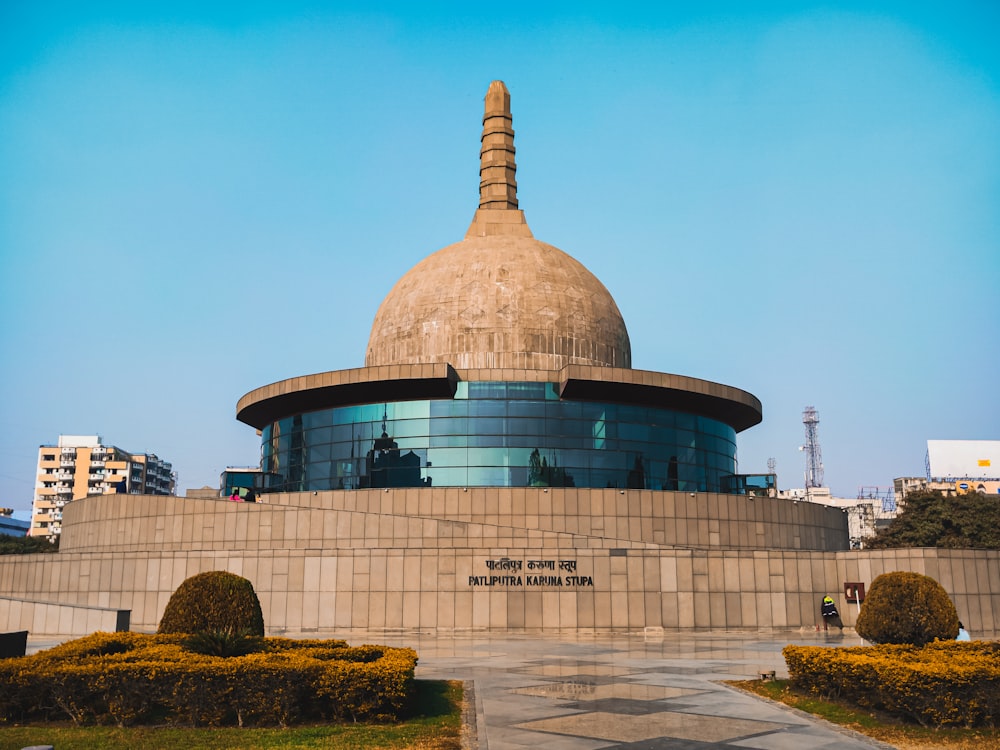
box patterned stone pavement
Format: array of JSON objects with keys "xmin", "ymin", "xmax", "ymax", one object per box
[{"xmin": 373, "ymin": 630, "xmax": 892, "ymax": 750}]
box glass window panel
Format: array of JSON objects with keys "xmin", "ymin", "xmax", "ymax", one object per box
[
  {"xmin": 468, "ymin": 434, "xmax": 505, "ymax": 448},
  {"xmin": 557, "ymin": 419, "xmax": 594, "ymax": 437},
  {"xmin": 506, "ymin": 382, "xmax": 547, "ymax": 399},
  {"xmin": 467, "ymin": 466, "xmax": 510, "ymax": 486},
  {"xmin": 425, "ymin": 467, "xmax": 468, "ymax": 486},
  {"xmin": 675, "ymin": 412, "xmax": 695, "ymax": 430},
  {"xmin": 392, "ymin": 438, "xmax": 426, "ymax": 452},
  {"xmin": 547, "ymin": 400, "xmax": 581, "ymax": 419},
  {"xmin": 507, "ymin": 435, "xmax": 542, "ymax": 448},
  {"xmin": 429, "ymin": 434, "xmax": 468, "ymax": 448},
  {"xmin": 430, "ymin": 400, "xmax": 468, "ymax": 418},
  {"xmin": 468, "ymin": 382, "xmax": 506, "ymax": 399},
  {"xmin": 508, "ymin": 401, "xmax": 545, "ymax": 417},
  {"xmin": 435, "ymin": 417, "xmax": 469, "ymax": 434},
  {"xmin": 467, "ymin": 447, "xmax": 515, "ymax": 466},
  {"xmin": 618, "ymin": 423, "xmax": 649, "ymax": 443},
  {"xmin": 389, "ymin": 419, "xmax": 430, "ymax": 438},
  {"xmin": 390, "ymin": 401, "xmax": 431, "ymax": 420},
  {"xmin": 309, "ymin": 443, "xmax": 332, "ymax": 461},
  {"xmin": 332, "ymin": 406, "xmax": 362, "ymax": 426},
  {"xmin": 506, "ymin": 417, "xmax": 546, "ymax": 436},
  {"xmin": 305, "ymin": 426, "xmax": 330, "ymax": 444},
  {"xmin": 467, "ymin": 400, "xmax": 508, "ymax": 417},
  {"xmin": 469, "ymin": 417, "xmax": 505, "ymax": 435},
  {"xmin": 426, "ymin": 447, "xmax": 468, "ymax": 467},
  {"xmin": 300, "ymin": 412, "xmax": 322, "ymax": 430},
  {"xmin": 330, "ymin": 425, "xmax": 356, "ymax": 443}
]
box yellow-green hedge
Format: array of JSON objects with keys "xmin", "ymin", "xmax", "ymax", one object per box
[
  {"xmin": 0, "ymin": 632, "xmax": 417, "ymax": 728},
  {"xmin": 783, "ymin": 641, "xmax": 1000, "ymax": 728}
]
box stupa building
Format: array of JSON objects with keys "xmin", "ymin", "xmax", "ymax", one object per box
[
  {"xmin": 236, "ymin": 81, "xmax": 763, "ymax": 497},
  {"xmin": 2, "ymin": 82, "xmax": 997, "ymax": 637}
]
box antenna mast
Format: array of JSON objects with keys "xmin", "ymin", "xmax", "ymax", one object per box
[{"xmin": 802, "ymin": 406, "xmax": 824, "ymax": 488}]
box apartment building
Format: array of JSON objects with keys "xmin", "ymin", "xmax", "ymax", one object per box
[{"xmin": 30, "ymin": 435, "xmax": 175, "ymax": 539}]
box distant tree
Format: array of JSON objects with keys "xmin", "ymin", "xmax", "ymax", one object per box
[
  {"xmin": 869, "ymin": 490, "xmax": 1000, "ymax": 549},
  {"xmin": 0, "ymin": 535, "xmax": 58, "ymax": 555}
]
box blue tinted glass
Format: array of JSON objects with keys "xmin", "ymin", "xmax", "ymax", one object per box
[
  {"xmin": 468, "ymin": 382, "xmax": 506, "ymax": 399},
  {"xmin": 258, "ymin": 383, "xmax": 738, "ymax": 492},
  {"xmin": 468, "ymin": 466, "xmax": 512, "ymax": 485},
  {"xmin": 507, "ymin": 417, "xmax": 546, "ymax": 435},
  {"xmin": 429, "ymin": 434, "xmax": 469, "ymax": 448},
  {"xmin": 471, "ymin": 417, "xmax": 505, "ymax": 434},
  {"xmin": 430, "ymin": 399, "xmax": 468, "ymax": 418},
  {"xmin": 468, "ymin": 399, "xmax": 508, "ymax": 417},
  {"xmin": 508, "ymin": 401, "xmax": 541, "ymax": 417},
  {"xmin": 506, "ymin": 382, "xmax": 548, "ymax": 399},
  {"xmin": 390, "ymin": 419, "xmax": 430, "ymax": 438},
  {"xmin": 391, "ymin": 401, "xmax": 431, "ymax": 419},
  {"xmin": 427, "ymin": 447, "xmax": 469, "ymax": 466},
  {"xmin": 426, "ymin": 467, "xmax": 468, "ymax": 485}
]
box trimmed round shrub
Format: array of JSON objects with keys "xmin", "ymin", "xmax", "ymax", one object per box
[
  {"xmin": 158, "ymin": 571, "xmax": 265, "ymax": 636},
  {"xmin": 855, "ymin": 571, "xmax": 958, "ymax": 645}
]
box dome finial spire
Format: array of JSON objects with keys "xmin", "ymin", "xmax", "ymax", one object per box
[
  {"xmin": 465, "ymin": 80, "xmax": 533, "ymax": 238},
  {"xmin": 479, "ymin": 80, "xmax": 517, "ymax": 209}
]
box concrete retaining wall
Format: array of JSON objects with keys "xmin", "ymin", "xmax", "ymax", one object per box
[{"xmin": 0, "ymin": 492, "xmax": 996, "ymax": 638}]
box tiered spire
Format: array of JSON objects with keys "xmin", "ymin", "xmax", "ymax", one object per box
[
  {"xmin": 479, "ymin": 80, "xmax": 518, "ymax": 209},
  {"xmin": 465, "ymin": 80, "xmax": 533, "ymax": 238}
]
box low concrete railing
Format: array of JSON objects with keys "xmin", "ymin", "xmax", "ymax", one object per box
[{"xmin": 0, "ymin": 596, "xmax": 129, "ymax": 637}]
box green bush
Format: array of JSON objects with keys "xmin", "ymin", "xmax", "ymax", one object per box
[
  {"xmin": 783, "ymin": 641, "xmax": 1000, "ymax": 728},
  {"xmin": 158, "ymin": 571, "xmax": 264, "ymax": 636},
  {"xmin": 0, "ymin": 632, "xmax": 415, "ymax": 727},
  {"xmin": 855, "ymin": 571, "xmax": 958, "ymax": 645},
  {"xmin": 183, "ymin": 629, "xmax": 264, "ymax": 657}
]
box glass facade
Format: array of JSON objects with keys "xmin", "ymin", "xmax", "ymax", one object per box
[{"xmin": 260, "ymin": 382, "xmax": 737, "ymax": 493}]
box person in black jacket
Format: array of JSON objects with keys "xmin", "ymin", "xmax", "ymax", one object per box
[{"xmin": 821, "ymin": 595, "xmax": 844, "ymax": 630}]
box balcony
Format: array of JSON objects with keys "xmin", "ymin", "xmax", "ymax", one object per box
[
  {"xmin": 90, "ymin": 460, "xmax": 105, "ymax": 467},
  {"xmin": 60, "ymin": 459, "xmax": 75, "ymax": 467},
  {"xmin": 88, "ymin": 473, "xmax": 104, "ymax": 481}
]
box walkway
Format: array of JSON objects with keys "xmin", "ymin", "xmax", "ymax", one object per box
[{"xmin": 387, "ymin": 630, "xmax": 888, "ymax": 750}]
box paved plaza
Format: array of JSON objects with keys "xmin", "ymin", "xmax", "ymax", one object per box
[{"xmin": 378, "ymin": 629, "xmax": 888, "ymax": 750}]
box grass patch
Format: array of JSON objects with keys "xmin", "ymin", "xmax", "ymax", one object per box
[
  {"xmin": 729, "ymin": 678, "xmax": 1000, "ymax": 750},
  {"xmin": 0, "ymin": 679, "xmax": 463, "ymax": 750}
]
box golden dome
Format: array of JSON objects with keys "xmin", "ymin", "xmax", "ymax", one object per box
[{"xmin": 365, "ymin": 81, "xmax": 631, "ymax": 371}]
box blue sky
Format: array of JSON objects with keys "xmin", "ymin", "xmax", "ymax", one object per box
[{"xmin": 1, "ymin": 2, "xmax": 998, "ymax": 513}]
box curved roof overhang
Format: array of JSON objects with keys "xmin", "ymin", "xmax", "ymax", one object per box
[{"xmin": 236, "ymin": 364, "xmax": 762, "ymax": 433}]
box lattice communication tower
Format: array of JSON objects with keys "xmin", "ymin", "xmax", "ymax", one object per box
[{"xmin": 802, "ymin": 406, "xmax": 824, "ymax": 488}]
